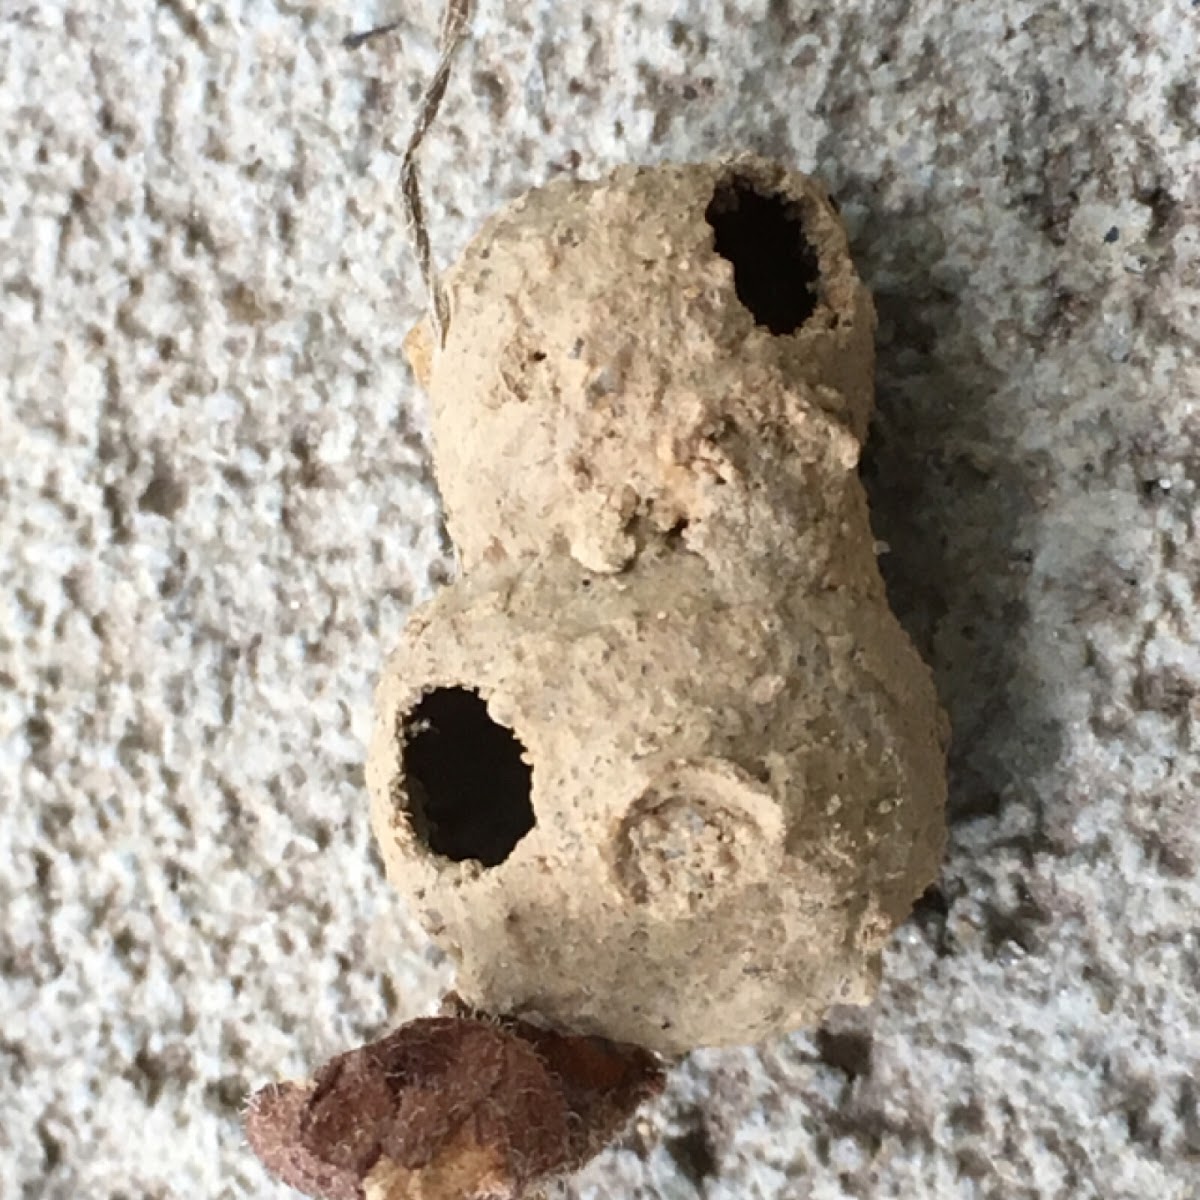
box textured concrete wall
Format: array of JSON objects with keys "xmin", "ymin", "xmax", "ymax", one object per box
[{"xmin": 2, "ymin": 2, "xmax": 1198, "ymax": 1198}]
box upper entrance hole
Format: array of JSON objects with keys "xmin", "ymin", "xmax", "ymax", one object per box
[
  {"xmin": 705, "ymin": 175, "xmax": 820, "ymax": 335},
  {"xmin": 401, "ymin": 686, "xmax": 534, "ymax": 867}
]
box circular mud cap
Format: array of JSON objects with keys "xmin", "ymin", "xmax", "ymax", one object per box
[{"xmin": 613, "ymin": 759, "xmax": 785, "ymax": 911}]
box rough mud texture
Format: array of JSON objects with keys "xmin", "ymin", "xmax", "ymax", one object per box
[
  {"xmin": 3, "ymin": 2, "xmax": 1199, "ymax": 1199},
  {"xmin": 369, "ymin": 161, "xmax": 947, "ymax": 1056}
]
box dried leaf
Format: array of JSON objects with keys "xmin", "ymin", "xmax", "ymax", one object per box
[{"xmin": 245, "ymin": 1015, "xmax": 663, "ymax": 1200}]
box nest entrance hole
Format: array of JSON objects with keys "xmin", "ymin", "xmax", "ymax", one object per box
[
  {"xmin": 401, "ymin": 687, "xmax": 534, "ymax": 867},
  {"xmin": 705, "ymin": 175, "xmax": 819, "ymax": 335}
]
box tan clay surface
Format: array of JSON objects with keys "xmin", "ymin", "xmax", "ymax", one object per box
[{"xmin": 367, "ymin": 157, "xmax": 948, "ymax": 1057}]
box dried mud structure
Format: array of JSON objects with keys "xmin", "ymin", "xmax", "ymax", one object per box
[{"xmin": 367, "ymin": 158, "xmax": 949, "ymax": 1059}]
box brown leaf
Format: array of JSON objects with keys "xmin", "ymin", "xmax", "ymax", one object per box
[{"xmin": 244, "ymin": 1014, "xmax": 664, "ymax": 1200}]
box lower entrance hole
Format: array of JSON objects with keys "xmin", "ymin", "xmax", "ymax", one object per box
[{"xmin": 400, "ymin": 686, "xmax": 534, "ymax": 867}]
